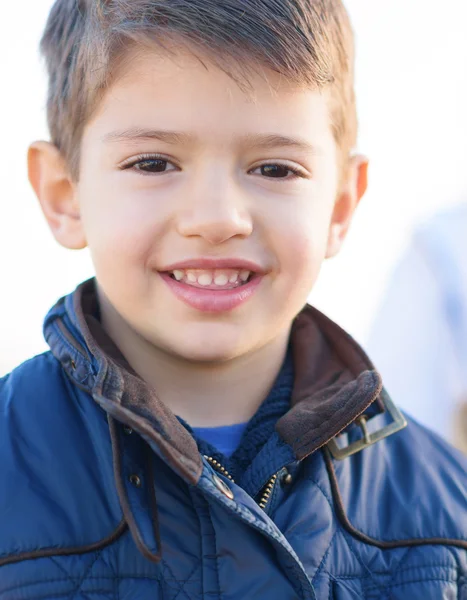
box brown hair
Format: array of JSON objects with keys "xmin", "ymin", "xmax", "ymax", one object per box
[{"xmin": 41, "ymin": 0, "xmax": 357, "ymax": 180}]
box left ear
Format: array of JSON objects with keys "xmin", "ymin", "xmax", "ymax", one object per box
[{"xmin": 326, "ymin": 154, "xmax": 369, "ymax": 259}]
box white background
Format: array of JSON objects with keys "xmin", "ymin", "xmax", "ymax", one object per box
[{"xmin": 1, "ymin": 0, "xmax": 467, "ymax": 375}]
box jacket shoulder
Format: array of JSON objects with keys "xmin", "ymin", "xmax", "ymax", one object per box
[
  {"xmin": 0, "ymin": 352, "xmax": 121, "ymax": 563},
  {"xmin": 1, "ymin": 351, "xmax": 69, "ymax": 403},
  {"xmin": 335, "ymin": 414, "xmax": 467, "ymax": 545}
]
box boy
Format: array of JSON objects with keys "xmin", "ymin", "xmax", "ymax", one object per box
[{"xmin": 1, "ymin": 0, "xmax": 466, "ymax": 598}]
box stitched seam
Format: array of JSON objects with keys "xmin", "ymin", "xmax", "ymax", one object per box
[
  {"xmin": 1, "ymin": 577, "xmax": 76, "ymax": 596},
  {"xmin": 0, "ymin": 575, "xmax": 171, "ymax": 595},
  {"xmin": 172, "ymin": 561, "xmax": 202, "ymax": 600},
  {"xmin": 341, "ymin": 530, "xmax": 376, "ymax": 581},
  {"xmin": 203, "ymin": 477, "xmax": 313, "ymax": 600},
  {"xmin": 328, "ymin": 577, "xmax": 369, "ymax": 600},
  {"xmin": 114, "ymin": 566, "xmax": 119, "ymax": 600},
  {"xmin": 79, "ymin": 593, "xmax": 113, "ymax": 600},
  {"xmin": 361, "ymin": 577, "xmax": 368, "ymax": 600},
  {"xmin": 49, "ymin": 557, "xmax": 79, "ymax": 587},
  {"xmin": 284, "ymin": 476, "xmax": 335, "ymax": 539},
  {"xmin": 320, "ymin": 455, "xmax": 467, "ymax": 547},
  {"xmin": 13, "ymin": 593, "xmax": 79, "ymax": 600},
  {"xmin": 71, "ymin": 550, "xmax": 106, "ymax": 596},
  {"xmin": 0, "ymin": 520, "xmax": 127, "ymax": 567},
  {"xmin": 160, "ymin": 560, "xmax": 191, "ymax": 600},
  {"xmin": 53, "ymin": 321, "xmax": 89, "ymax": 363},
  {"xmin": 292, "ymin": 378, "xmax": 378, "ymax": 452},
  {"xmin": 312, "ymin": 531, "xmax": 337, "ymax": 584},
  {"xmin": 306, "ymin": 476, "xmax": 375, "ymax": 582},
  {"xmin": 445, "ymin": 545, "xmax": 462, "ymax": 600},
  {"xmin": 324, "ymin": 565, "xmax": 458, "ymax": 579},
  {"xmin": 380, "ymin": 547, "xmax": 413, "ymax": 600},
  {"xmin": 307, "ymin": 472, "xmax": 460, "ymax": 594},
  {"xmin": 190, "ymin": 488, "xmax": 206, "ymax": 600},
  {"xmin": 205, "ymin": 499, "xmax": 223, "ymax": 600},
  {"xmin": 366, "ymin": 577, "xmax": 456, "ymax": 591}
]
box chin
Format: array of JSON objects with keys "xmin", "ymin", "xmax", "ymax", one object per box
[
  {"xmin": 165, "ymin": 328, "xmax": 250, "ymax": 364},
  {"xmin": 173, "ymin": 341, "xmax": 242, "ymax": 364}
]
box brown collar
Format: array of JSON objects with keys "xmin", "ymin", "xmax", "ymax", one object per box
[
  {"xmin": 49, "ymin": 280, "xmax": 383, "ymax": 484},
  {"xmin": 279, "ymin": 307, "xmax": 383, "ymax": 459}
]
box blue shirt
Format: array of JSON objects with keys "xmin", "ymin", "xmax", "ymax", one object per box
[
  {"xmin": 192, "ymin": 422, "xmax": 248, "ymax": 458},
  {"xmin": 184, "ymin": 345, "xmax": 295, "ymax": 481}
]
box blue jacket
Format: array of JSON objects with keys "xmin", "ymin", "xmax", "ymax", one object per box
[{"xmin": 1, "ymin": 280, "xmax": 466, "ymax": 599}]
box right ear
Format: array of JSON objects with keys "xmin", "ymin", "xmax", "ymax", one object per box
[{"xmin": 28, "ymin": 141, "xmax": 87, "ymax": 250}]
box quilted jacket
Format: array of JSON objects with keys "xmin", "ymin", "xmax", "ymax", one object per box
[{"xmin": 1, "ymin": 279, "xmax": 466, "ymax": 599}]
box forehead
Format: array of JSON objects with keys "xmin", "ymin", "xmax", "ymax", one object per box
[{"xmin": 85, "ymin": 46, "xmax": 335, "ymax": 150}]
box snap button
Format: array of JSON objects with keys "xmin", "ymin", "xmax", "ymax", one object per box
[
  {"xmin": 129, "ymin": 474, "xmax": 142, "ymax": 488},
  {"xmin": 212, "ymin": 474, "xmax": 234, "ymax": 500},
  {"xmin": 123, "ymin": 426, "xmax": 133, "ymax": 436},
  {"xmin": 280, "ymin": 468, "xmax": 293, "ymax": 486}
]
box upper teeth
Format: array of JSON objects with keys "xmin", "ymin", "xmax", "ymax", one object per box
[{"xmin": 170, "ymin": 269, "xmax": 251, "ymax": 286}]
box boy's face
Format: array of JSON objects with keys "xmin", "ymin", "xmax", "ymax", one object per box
[{"xmin": 31, "ymin": 47, "xmax": 367, "ymax": 363}]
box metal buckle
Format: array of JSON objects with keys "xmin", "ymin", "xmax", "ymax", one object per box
[{"xmin": 327, "ymin": 393, "xmax": 407, "ymax": 460}]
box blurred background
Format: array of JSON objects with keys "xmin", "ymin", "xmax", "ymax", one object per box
[{"xmin": 2, "ymin": 0, "xmax": 467, "ymax": 435}]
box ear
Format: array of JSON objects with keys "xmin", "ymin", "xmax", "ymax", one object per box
[
  {"xmin": 325, "ymin": 154, "xmax": 368, "ymax": 259},
  {"xmin": 28, "ymin": 141, "xmax": 87, "ymax": 250}
]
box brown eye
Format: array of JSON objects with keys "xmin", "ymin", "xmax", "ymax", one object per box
[
  {"xmin": 260, "ymin": 164, "xmax": 292, "ymax": 178},
  {"xmin": 135, "ymin": 159, "xmax": 170, "ymax": 173}
]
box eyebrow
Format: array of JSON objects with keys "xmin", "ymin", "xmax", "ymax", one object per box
[
  {"xmin": 240, "ymin": 133, "xmax": 321, "ymax": 155},
  {"xmin": 102, "ymin": 128, "xmax": 192, "ymax": 145},
  {"xmin": 102, "ymin": 128, "xmax": 321, "ymax": 155}
]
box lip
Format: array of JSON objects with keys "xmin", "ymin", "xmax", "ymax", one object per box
[
  {"xmin": 160, "ymin": 257, "xmax": 266, "ymax": 274},
  {"xmin": 159, "ymin": 271, "xmax": 263, "ymax": 313}
]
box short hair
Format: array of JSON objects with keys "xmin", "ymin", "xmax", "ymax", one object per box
[{"xmin": 41, "ymin": 0, "xmax": 357, "ymax": 180}]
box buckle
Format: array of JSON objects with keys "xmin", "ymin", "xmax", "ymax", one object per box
[{"xmin": 327, "ymin": 392, "xmax": 407, "ymax": 460}]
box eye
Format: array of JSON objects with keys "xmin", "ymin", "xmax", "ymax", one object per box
[
  {"xmin": 135, "ymin": 159, "xmax": 171, "ymax": 173},
  {"xmin": 120, "ymin": 154, "xmax": 178, "ymax": 175},
  {"xmin": 251, "ymin": 163, "xmax": 306, "ymax": 180}
]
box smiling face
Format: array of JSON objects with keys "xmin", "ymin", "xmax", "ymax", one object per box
[{"xmin": 30, "ymin": 47, "xmax": 367, "ymax": 364}]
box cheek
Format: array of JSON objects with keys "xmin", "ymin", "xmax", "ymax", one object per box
[
  {"xmin": 270, "ymin": 196, "xmax": 335, "ymax": 282},
  {"xmin": 280, "ymin": 226, "xmax": 328, "ymax": 289},
  {"xmin": 78, "ymin": 177, "xmax": 168, "ymax": 265}
]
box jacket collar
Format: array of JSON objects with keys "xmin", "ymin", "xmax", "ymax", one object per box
[{"xmin": 44, "ymin": 279, "xmax": 383, "ymax": 482}]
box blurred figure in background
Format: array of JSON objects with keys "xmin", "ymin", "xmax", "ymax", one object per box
[{"xmin": 367, "ymin": 203, "xmax": 467, "ymax": 451}]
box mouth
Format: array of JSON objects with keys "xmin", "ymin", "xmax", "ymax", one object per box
[
  {"xmin": 158, "ymin": 260, "xmax": 265, "ymax": 313},
  {"xmin": 166, "ymin": 268, "xmax": 255, "ymax": 290}
]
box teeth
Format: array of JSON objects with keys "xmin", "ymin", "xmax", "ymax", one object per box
[
  {"xmin": 198, "ymin": 273, "xmax": 213, "ymax": 286},
  {"xmin": 214, "ymin": 274, "xmax": 229, "ymax": 286},
  {"xmin": 169, "ymin": 268, "xmax": 253, "ymax": 286}
]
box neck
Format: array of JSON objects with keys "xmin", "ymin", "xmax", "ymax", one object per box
[{"xmin": 99, "ymin": 300, "xmax": 290, "ymax": 428}]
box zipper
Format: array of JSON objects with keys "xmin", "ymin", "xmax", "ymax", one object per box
[
  {"xmin": 258, "ymin": 473, "xmax": 278, "ymax": 510},
  {"xmin": 204, "ymin": 456, "xmax": 234, "ymax": 481},
  {"xmin": 204, "ymin": 455, "xmax": 277, "ymax": 511}
]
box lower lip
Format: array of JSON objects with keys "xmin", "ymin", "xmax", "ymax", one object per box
[{"xmin": 159, "ymin": 273, "xmax": 263, "ymax": 313}]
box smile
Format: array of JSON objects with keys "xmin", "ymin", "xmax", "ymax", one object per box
[
  {"xmin": 158, "ymin": 260, "xmax": 264, "ymax": 313},
  {"xmin": 168, "ymin": 268, "xmax": 252, "ymax": 290}
]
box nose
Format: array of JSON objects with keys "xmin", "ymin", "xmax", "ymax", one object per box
[{"xmin": 176, "ymin": 173, "xmax": 253, "ymax": 245}]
